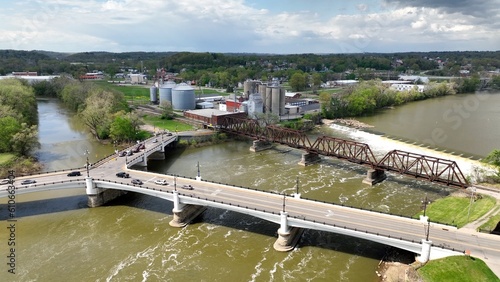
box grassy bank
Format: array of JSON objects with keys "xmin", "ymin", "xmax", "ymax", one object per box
[
  {"xmin": 413, "ymin": 194, "xmax": 497, "ymax": 228},
  {"xmin": 418, "ymin": 256, "xmax": 499, "ymax": 282},
  {"xmin": 0, "ymin": 153, "xmax": 43, "ymax": 178},
  {"xmin": 141, "ymin": 115, "xmax": 196, "ymax": 132}
]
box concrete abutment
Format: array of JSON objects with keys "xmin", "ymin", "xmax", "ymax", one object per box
[
  {"xmin": 362, "ymin": 169, "xmax": 387, "ymax": 185},
  {"xmin": 85, "ymin": 177, "xmax": 127, "ymax": 207},
  {"xmin": 249, "ymin": 140, "xmax": 273, "ymax": 152},
  {"xmin": 298, "ymin": 152, "xmax": 321, "ymax": 166},
  {"xmin": 169, "ymin": 204, "xmax": 207, "ymax": 228}
]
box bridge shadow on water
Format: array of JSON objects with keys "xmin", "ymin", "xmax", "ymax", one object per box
[{"xmin": 0, "ymin": 194, "xmax": 89, "ymax": 220}]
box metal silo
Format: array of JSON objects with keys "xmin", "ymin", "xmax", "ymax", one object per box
[
  {"xmin": 172, "ymin": 83, "xmax": 195, "ymax": 110},
  {"xmin": 280, "ymin": 87, "xmax": 286, "ymax": 115},
  {"xmin": 159, "ymin": 81, "xmax": 175, "ymax": 105},
  {"xmin": 259, "ymin": 84, "xmax": 267, "ymax": 112},
  {"xmin": 271, "ymin": 86, "xmax": 281, "ymax": 115},
  {"xmin": 149, "ymin": 86, "xmax": 157, "ymax": 104},
  {"xmin": 265, "ymin": 86, "xmax": 272, "ymax": 113},
  {"xmin": 248, "ymin": 92, "xmax": 263, "ymax": 118}
]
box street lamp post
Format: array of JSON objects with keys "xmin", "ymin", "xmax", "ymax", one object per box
[
  {"xmin": 84, "ymin": 149, "xmax": 90, "ymax": 177},
  {"xmin": 421, "ymin": 194, "xmax": 431, "ymax": 217},
  {"xmin": 282, "ymin": 193, "xmax": 286, "ymax": 213},
  {"xmin": 467, "ymin": 187, "xmax": 476, "ymax": 223}
]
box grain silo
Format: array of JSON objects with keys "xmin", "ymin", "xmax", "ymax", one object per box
[
  {"xmin": 279, "ymin": 87, "xmax": 286, "ymax": 115},
  {"xmin": 271, "ymin": 86, "xmax": 281, "ymax": 115},
  {"xmin": 259, "ymin": 84, "xmax": 267, "ymax": 111},
  {"xmin": 172, "ymin": 83, "xmax": 195, "ymax": 110},
  {"xmin": 265, "ymin": 86, "xmax": 272, "ymax": 113},
  {"xmin": 243, "ymin": 80, "xmax": 260, "ymax": 97},
  {"xmin": 159, "ymin": 81, "xmax": 176, "ymax": 105},
  {"xmin": 149, "ymin": 86, "xmax": 157, "ymax": 104},
  {"xmin": 248, "ymin": 92, "xmax": 263, "ymax": 118}
]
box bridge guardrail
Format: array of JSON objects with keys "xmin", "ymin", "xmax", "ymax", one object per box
[
  {"xmin": 156, "ymin": 172, "xmax": 457, "ymax": 228},
  {"xmin": 6, "ymin": 166, "xmax": 87, "ymax": 178}
]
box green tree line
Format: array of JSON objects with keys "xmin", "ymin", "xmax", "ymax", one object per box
[{"xmin": 0, "ymin": 79, "xmax": 40, "ymax": 156}]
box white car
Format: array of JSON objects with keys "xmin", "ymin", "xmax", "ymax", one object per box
[
  {"xmin": 0, "ymin": 179, "xmax": 12, "ymax": 185},
  {"xmin": 154, "ymin": 179, "xmax": 168, "ymax": 185}
]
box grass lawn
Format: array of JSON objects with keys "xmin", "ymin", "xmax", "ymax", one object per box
[
  {"xmin": 478, "ymin": 205, "xmax": 500, "ymax": 233},
  {"xmin": 418, "ymin": 256, "xmax": 499, "ymax": 282},
  {"xmin": 93, "ymin": 81, "xmax": 150, "ymax": 101},
  {"xmin": 141, "ymin": 115, "xmax": 196, "ymax": 132},
  {"xmin": 414, "ymin": 195, "xmax": 497, "ymax": 228},
  {"xmin": 0, "ymin": 153, "xmax": 15, "ymax": 165}
]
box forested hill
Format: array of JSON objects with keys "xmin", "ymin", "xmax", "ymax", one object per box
[{"xmin": 0, "ymin": 49, "xmax": 499, "ymax": 78}]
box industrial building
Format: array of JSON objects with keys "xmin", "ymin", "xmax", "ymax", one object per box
[{"xmin": 183, "ymin": 109, "xmax": 246, "ymax": 127}]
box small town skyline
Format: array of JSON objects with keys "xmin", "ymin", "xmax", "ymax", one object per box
[{"xmin": 0, "ymin": 0, "xmax": 498, "ymax": 54}]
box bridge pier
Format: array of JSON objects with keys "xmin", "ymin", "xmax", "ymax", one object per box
[
  {"xmin": 362, "ymin": 169, "xmax": 387, "ymax": 185},
  {"xmin": 86, "ymin": 177, "xmax": 127, "ymax": 207},
  {"xmin": 417, "ymin": 239, "xmax": 432, "ymax": 263},
  {"xmin": 298, "ymin": 152, "xmax": 321, "ymax": 166},
  {"xmin": 249, "ymin": 140, "xmax": 273, "ymax": 152},
  {"xmin": 273, "ymin": 211, "xmax": 304, "ymax": 251},
  {"xmin": 169, "ymin": 191, "xmax": 206, "ymax": 227}
]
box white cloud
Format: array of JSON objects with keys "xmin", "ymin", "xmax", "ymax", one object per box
[{"xmin": 0, "ymin": 0, "xmax": 498, "ymax": 53}]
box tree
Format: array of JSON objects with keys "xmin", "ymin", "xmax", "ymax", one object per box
[
  {"xmin": 289, "ymin": 72, "xmax": 307, "ymax": 91},
  {"xmin": 11, "ymin": 123, "xmax": 40, "ymax": 156},
  {"xmin": 255, "ymin": 112, "xmax": 279, "ymax": 127},
  {"xmin": 79, "ymin": 89, "xmax": 123, "ymax": 139},
  {"xmin": 159, "ymin": 101, "xmax": 174, "ymax": 120},
  {"xmin": 0, "ymin": 79, "xmax": 38, "ymax": 125},
  {"xmin": 109, "ymin": 111, "xmax": 144, "ymax": 143},
  {"xmin": 0, "ymin": 116, "xmax": 21, "ymax": 152},
  {"xmin": 311, "ymin": 73, "xmax": 322, "ymax": 94}
]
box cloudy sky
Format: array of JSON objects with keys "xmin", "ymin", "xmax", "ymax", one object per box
[{"xmin": 1, "ymin": 0, "xmax": 498, "ymax": 54}]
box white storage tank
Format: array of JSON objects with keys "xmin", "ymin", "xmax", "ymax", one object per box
[
  {"xmin": 172, "ymin": 83, "xmax": 195, "ymax": 110},
  {"xmin": 159, "ymin": 81, "xmax": 176, "ymax": 105},
  {"xmin": 150, "ymin": 86, "xmax": 157, "ymax": 103}
]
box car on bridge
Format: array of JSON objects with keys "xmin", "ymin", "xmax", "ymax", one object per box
[
  {"xmin": 118, "ymin": 151, "xmax": 126, "ymax": 157},
  {"xmin": 131, "ymin": 179, "xmax": 143, "ymax": 185},
  {"xmin": 0, "ymin": 179, "xmax": 13, "ymax": 185},
  {"xmin": 154, "ymin": 179, "xmax": 168, "ymax": 185},
  {"xmin": 21, "ymin": 179, "xmax": 36, "ymax": 185},
  {"xmin": 181, "ymin": 184, "xmax": 194, "ymax": 190},
  {"xmin": 116, "ymin": 172, "xmax": 130, "ymax": 178},
  {"xmin": 67, "ymin": 171, "xmax": 81, "ymax": 177},
  {"xmin": 126, "ymin": 150, "xmax": 133, "ymax": 156}
]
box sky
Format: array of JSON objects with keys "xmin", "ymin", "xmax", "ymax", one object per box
[{"xmin": 0, "ymin": 0, "xmax": 499, "ymax": 54}]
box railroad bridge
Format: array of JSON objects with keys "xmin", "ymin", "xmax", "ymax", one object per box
[{"xmin": 219, "ymin": 116, "xmax": 469, "ymax": 188}]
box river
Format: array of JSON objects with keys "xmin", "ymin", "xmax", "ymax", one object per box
[{"xmin": 1, "ymin": 93, "xmax": 496, "ymax": 281}]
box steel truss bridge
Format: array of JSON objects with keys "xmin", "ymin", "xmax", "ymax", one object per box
[{"xmin": 219, "ymin": 116, "xmax": 468, "ymax": 188}]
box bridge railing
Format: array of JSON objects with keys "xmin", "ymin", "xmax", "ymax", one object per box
[
  {"xmin": 156, "ymin": 172, "xmax": 458, "ymax": 228},
  {"xmin": 6, "ymin": 166, "xmax": 87, "ymax": 178}
]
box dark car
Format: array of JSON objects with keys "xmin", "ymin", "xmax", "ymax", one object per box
[
  {"xmin": 131, "ymin": 179, "xmax": 143, "ymax": 185},
  {"xmin": 21, "ymin": 179, "xmax": 36, "ymax": 185},
  {"xmin": 132, "ymin": 146, "xmax": 141, "ymax": 153},
  {"xmin": 138, "ymin": 143, "xmax": 145, "ymax": 150},
  {"xmin": 67, "ymin": 171, "xmax": 81, "ymax": 177},
  {"xmin": 116, "ymin": 172, "xmax": 130, "ymax": 178}
]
